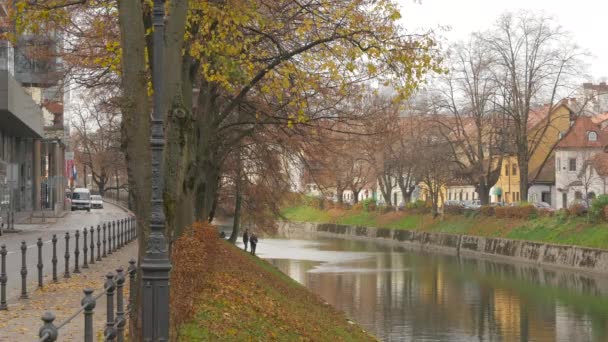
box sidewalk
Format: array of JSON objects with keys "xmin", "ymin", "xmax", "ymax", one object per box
[{"xmin": 0, "ymin": 242, "xmax": 138, "ymax": 341}]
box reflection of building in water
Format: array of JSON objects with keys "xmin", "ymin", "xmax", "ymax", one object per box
[
  {"xmin": 493, "ymin": 289, "xmax": 521, "ymax": 341},
  {"xmin": 555, "ymin": 303, "xmax": 594, "ymax": 342}
]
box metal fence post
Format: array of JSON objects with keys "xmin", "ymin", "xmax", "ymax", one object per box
[
  {"xmin": 121, "ymin": 219, "xmax": 124, "ymax": 247},
  {"xmin": 64, "ymin": 232, "xmax": 70, "ymax": 278},
  {"xmin": 112, "ymin": 220, "xmax": 117, "ymax": 252},
  {"xmin": 105, "ymin": 272, "xmax": 116, "ymax": 341},
  {"xmin": 115, "ymin": 267, "xmax": 125, "ymax": 342},
  {"xmin": 90, "ymin": 226, "xmax": 95, "ymax": 265},
  {"xmin": 20, "ymin": 241, "xmax": 28, "ymax": 299},
  {"xmin": 0, "ymin": 244, "xmax": 7, "ymax": 310},
  {"xmin": 103, "ymin": 223, "xmax": 108, "ymax": 257},
  {"xmin": 127, "ymin": 259, "xmax": 136, "ymax": 313},
  {"xmin": 74, "ymin": 230, "xmax": 81, "ymax": 274},
  {"xmin": 38, "ymin": 311, "xmax": 58, "ymax": 342},
  {"xmin": 52, "ymin": 235, "xmax": 58, "ymax": 283},
  {"xmin": 83, "ymin": 228, "xmax": 88, "ymax": 269},
  {"xmin": 108, "ymin": 222, "xmax": 113, "ymax": 255},
  {"xmin": 82, "ymin": 288, "xmax": 96, "ymax": 342},
  {"xmin": 97, "ymin": 225, "xmax": 102, "ymax": 261},
  {"xmin": 37, "ymin": 238, "xmax": 43, "ymax": 288}
]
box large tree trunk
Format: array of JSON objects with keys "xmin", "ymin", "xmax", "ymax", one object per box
[
  {"xmin": 117, "ymin": 1, "xmax": 151, "ymax": 340},
  {"xmin": 518, "ymin": 154, "xmax": 529, "ymax": 202},
  {"xmin": 477, "ymin": 183, "xmax": 490, "ymax": 205},
  {"xmin": 352, "ymin": 190, "xmax": 360, "ymax": 204},
  {"xmin": 229, "ymin": 152, "xmax": 243, "ymax": 244}
]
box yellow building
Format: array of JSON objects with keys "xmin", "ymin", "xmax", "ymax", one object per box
[{"xmin": 492, "ymin": 102, "xmax": 573, "ymax": 203}]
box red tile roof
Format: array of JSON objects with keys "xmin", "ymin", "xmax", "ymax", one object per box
[
  {"xmin": 42, "ymin": 101, "xmax": 63, "ymax": 115},
  {"xmin": 556, "ymin": 116, "xmax": 608, "ymax": 149}
]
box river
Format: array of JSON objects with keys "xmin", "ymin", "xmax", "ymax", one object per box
[{"xmin": 246, "ymin": 234, "xmax": 608, "ymax": 341}]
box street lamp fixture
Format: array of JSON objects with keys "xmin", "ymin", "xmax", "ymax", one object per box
[{"xmin": 140, "ymin": 0, "xmax": 171, "ymax": 340}]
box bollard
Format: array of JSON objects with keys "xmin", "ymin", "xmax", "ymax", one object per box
[
  {"xmin": 38, "ymin": 311, "xmax": 58, "ymax": 342},
  {"xmin": 82, "ymin": 288, "xmax": 96, "ymax": 342},
  {"xmin": 112, "ymin": 221, "xmax": 117, "ymax": 252},
  {"xmin": 20, "ymin": 241, "xmax": 28, "ymax": 299},
  {"xmin": 97, "ymin": 225, "xmax": 102, "ymax": 261},
  {"xmin": 37, "ymin": 238, "xmax": 43, "ymax": 288},
  {"xmin": 74, "ymin": 230, "xmax": 81, "ymax": 274},
  {"xmin": 105, "ymin": 272, "xmax": 116, "ymax": 341},
  {"xmin": 0, "ymin": 244, "xmax": 7, "ymax": 310},
  {"xmin": 120, "ymin": 220, "xmax": 125, "ymax": 247},
  {"xmin": 64, "ymin": 232, "xmax": 70, "ymax": 278},
  {"xmin": 127, "ymin": 259, "xmax": 136, "ymax": 313},
  {"xmin": 103, "ymin": 223, "xmax": 108, "ymax": 257},
  {"xmin": 108, "ymin": 222, "xmax": 113, "ymax": 255},
  {"xmin": 115, "ymin": 267, "xmax": 125, "ymax": 342},
  {"xmin": 52, "ymin": 235, "xmax": 58, "ymax": 283},
  {"xmin": 90, "ymin": 226, "xmax": 95, "ymax": 265},
  {"xmin": 83, "ymin": 228, "xmax": 89, "ymax": 269},
  {"xmin": 117, "ymin": 220, "xmax": 121, "ymax": 248}
]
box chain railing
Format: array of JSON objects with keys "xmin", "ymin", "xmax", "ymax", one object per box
[
  {"xmin": 38, "ymin": 259, "xmax": 138, "ymax": 342},
  {"xmin": 0, "ymin": 216, "xmax": 138, "ymax": 341}
]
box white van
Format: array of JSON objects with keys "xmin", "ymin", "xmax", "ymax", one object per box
[{"xmin": 71, "ymin": 188, "xmax": 91, "ymax": 212}]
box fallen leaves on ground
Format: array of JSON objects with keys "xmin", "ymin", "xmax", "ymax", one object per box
[{"xmin": 171, "ymin": 223, "xmax": 376, "ymax": 342}]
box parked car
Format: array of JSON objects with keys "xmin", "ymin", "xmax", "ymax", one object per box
[
  {"xmin": 464, "ymin": 200, "xmax": 481, "ymax": 209},
  {"xmin": 444, "ymin": 200, "xmax": 463, "ymax": 207},
  {"xmin": 91, "ymin": 195, "xmax": 104, "ymax": 209},
  {"xmin": 570, "ymin": 199, "xmax": 589, "ymax": 213},
  {"xmin": 71, "ymin": 188, "xmax": 91, "ymax": 212},
  {"xmin": 533, "ymin": 202, "xmax": 555, "ymax": 212}
]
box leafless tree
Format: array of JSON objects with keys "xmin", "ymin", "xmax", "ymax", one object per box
[
  {"xmin": 432, "ymin": 37, "xmax": 506, "ymax": 204},
  {"xmin": 482, "ymin": 11, "xmax": 585, "ymax": 200}
]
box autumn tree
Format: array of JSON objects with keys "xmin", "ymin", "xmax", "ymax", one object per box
[{"xmin": 71, "ymin": 92, "xmax": 126, "ymax": 197}]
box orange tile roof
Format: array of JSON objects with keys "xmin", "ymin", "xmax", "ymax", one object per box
[{"xmin": 556, "ymin": 116, "xmax": 608, "ymax": 149}]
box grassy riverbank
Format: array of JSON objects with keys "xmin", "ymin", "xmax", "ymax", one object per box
[
  {"xmin": 282, "ymin": 205, "xmax": 608, "ymax": 250},
  {"xmin": 171, "ymin": 223, "xmax": 374, "ymax": 341}
]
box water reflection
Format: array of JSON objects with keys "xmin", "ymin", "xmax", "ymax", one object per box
[{"xmin": 259, "ymin": 236, "xmax": 608, "ymax": 341}]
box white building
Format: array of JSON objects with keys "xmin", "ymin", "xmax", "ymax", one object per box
[{"xmin": 554, "ymin": 116, "xmax": 608, "ymax": 209}]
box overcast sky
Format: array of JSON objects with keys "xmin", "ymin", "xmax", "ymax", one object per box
[{"xmin": 397, "ymin": 0, "xmax": 608, "ymax": 81}]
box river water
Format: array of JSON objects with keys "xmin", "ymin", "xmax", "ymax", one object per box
[{"xmin": 249, "ymin": 235, "xmax": 608, "ymax": 341}]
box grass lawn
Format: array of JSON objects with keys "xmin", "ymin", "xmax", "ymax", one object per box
[{"xmin": 282, "ymin": 205, "xmax": 608, "ymax": 250}]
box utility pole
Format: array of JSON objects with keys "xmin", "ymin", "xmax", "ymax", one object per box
[{"xmin": 140, "ymin": 0, "xmax": 171, "ymax": 340}]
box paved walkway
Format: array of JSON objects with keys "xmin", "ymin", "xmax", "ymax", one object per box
[{"xmin": 0, "ymin": 242, "xmax": 137, "ymax": 341}]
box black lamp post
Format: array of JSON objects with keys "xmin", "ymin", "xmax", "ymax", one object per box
[{"xmin": 140, "ymin": 0, "xmax": 171, "ymax": 340}]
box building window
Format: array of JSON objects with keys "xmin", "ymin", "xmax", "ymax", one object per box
[
  {"xmin": 575, "ymin": 191, "xmax": 583, "ymax": 200},
  {"xmin": 465, "ymin": 192, "xmax": 469, "ymax": 201},
  {"xmin": 588, "ymin": 131, "xmax": 598, "ymax": 141},
  {"xmin": 569, "ymin": 158, "xmax": 577, "ymax": 171},
  {"xmin": 558, "ymin": 132, "xmax": 564, "ymax": 139},
  {"xmin": 556, "ymin": 158, "xmax": 561, "ymax": 171},
  {"xmin": 512, "ymin": 164, "xmax": 517, "ymax": 175},
  {"xmin": 505, "ymin": 164, "xmax": 510, "ymax": 176},
  {"xmin": 448, "ymin": 192, "xmax": 452, "ymax": 200}
]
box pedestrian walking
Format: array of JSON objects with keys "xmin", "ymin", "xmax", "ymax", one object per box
[
  {"xmin": 250, "ymin": 233, "xmax": 258, "ymax": 255},
  {"xmin": 243, "ymin": 229, "xmax": 249, "ymax": 251}
]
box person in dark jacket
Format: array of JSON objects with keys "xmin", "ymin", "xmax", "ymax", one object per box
[
  {"xmin": 250, "ymin": 233, "xmax": 258, "ymax": 255},
  {"xmin": 243, "ymin": 229, "xmax": 249, "ymax": 251}
]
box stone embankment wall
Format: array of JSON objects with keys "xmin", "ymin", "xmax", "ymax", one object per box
[{"xmin": 279, "ymin": 222, "xmax": 608, "ymax": 274}]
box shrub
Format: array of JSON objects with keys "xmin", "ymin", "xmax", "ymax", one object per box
[
  {"xmin": 464, "ymin": 208, "xmax": 479, "ymax": 218},
  {"xmin": 568, "ymin": 203, "xmax": 587, "ymax": 217},
  {"xmin": 494, "ymin": 204, "xmax": 537, "ymax": 219},
  {"xmin": 590, "ymin": 194, "xmax": 608, "ymax": 220},
  {"xmin": 361, "ymin": 198, "xmax": 376, "ymax": 212},
  {"xmin": 538, "ymin": 208, "xmax": 554, "ymax": 217},
  {"xmin": 444, "ymin": 204, "xmax": 465, "ymax": 215},
  {"xmin": 480, "ymin": 205, "xmax": 495, "ymax": 217}
]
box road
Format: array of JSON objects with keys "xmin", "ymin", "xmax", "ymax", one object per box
[{"xmin": 0, "ymin": 203, "xmax": 132, "ymax": 301}]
